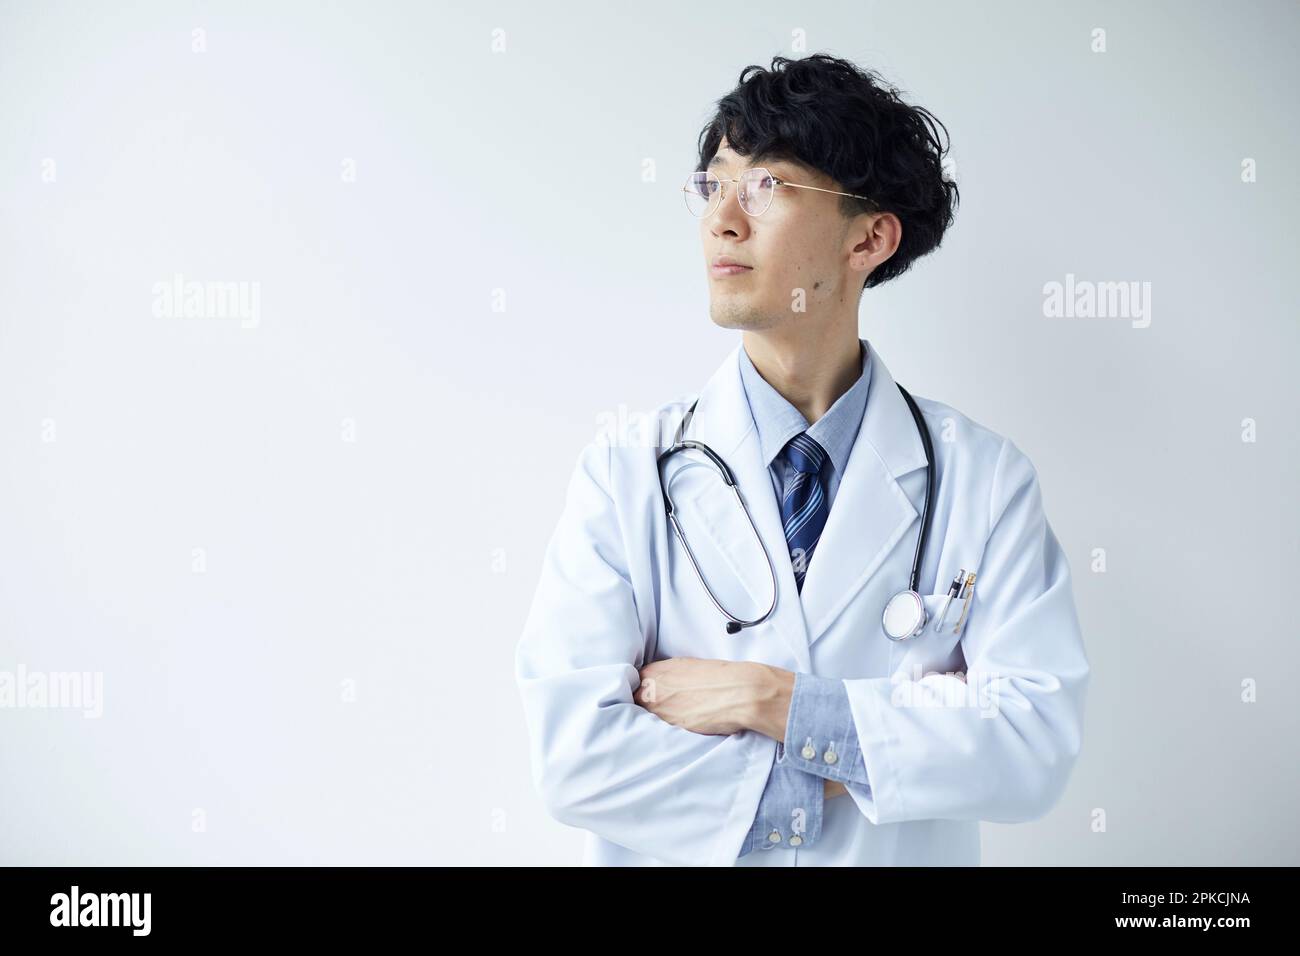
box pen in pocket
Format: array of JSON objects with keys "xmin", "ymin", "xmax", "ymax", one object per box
[
  {"xmin": 932, "ymin": 569, "xmax": 966, "ymax": 633},
  {"xmin": 952, "ymin": 573, "xmax": 976, "ymax": 635}
]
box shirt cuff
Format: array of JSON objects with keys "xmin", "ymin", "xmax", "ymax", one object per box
[
  {"xmin": 739, "ymin": 750, "xmax": 825, "ymax": 856},
  {"xmin": 775, "ymin": 672, "xmax": 871, "ymax": 787}
]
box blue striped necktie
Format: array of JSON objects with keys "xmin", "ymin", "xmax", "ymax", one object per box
[{"xmin": 779, "ymin": 432, "xmax": 830, "ymax": 594}]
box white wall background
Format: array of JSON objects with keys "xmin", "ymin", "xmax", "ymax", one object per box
[{"xmin": 1, "ymin": 0, "xmax": 1296, "ymax": 864}]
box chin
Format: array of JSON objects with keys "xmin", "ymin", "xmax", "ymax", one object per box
[{"xmin": 708, "ymin": 301, "xmax": 778, "ymax": 331}]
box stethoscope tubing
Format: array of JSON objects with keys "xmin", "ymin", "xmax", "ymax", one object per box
[
  {"xmin": 895, "ymin": 384, "xmax": 935, "ymax": 596},
  {"xmin": 656, "ymin": 382, "xmax": 934, "ymax": 635}
]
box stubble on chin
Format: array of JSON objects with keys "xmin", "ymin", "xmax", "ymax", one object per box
[{"xmin": 708, "ymin": 298, "xmax": 780, "ymax": 331}]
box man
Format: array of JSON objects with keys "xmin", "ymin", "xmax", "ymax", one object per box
[{"xmin": 516, "ymin": 53, "xmax": 1089, "ymax": 866}]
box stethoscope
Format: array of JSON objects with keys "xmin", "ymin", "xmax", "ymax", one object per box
[{"xmin": 656, "ymin": 382, "xmax": 936, "ymax": 641}]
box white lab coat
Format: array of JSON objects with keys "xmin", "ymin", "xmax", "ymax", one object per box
[{"xmin": 515, "ymin": 339, "xmax": 1089, "ymax": 866}]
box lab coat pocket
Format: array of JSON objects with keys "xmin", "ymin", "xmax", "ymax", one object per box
[{"xmin": 888, "ymin": 591, "xmax": 968, "ymax": 675}]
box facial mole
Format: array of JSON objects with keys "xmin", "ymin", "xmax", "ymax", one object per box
[{"xmin": 813, "ymin": 281, "xmax": 821, "ymax": 290}]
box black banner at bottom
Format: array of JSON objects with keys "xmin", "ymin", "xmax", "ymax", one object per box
[{"xmin": 0, "ymin": 866, "xmax": 1282, "ymax": 941}]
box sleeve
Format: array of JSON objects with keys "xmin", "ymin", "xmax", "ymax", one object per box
[
  {"xmin": 738, "ymin": 748, "xmax": 825, "ymax": 857},
  {"xmin": 775, "ymin": 672, "xmax": 872, "ymax": 787},
  {"xmin": 841, "ymin": 438, "xmax": 1090, "ymax": 825},
  {"xmin": 515, "ymin": 438, "xmax": 776, "ymax": 866}
]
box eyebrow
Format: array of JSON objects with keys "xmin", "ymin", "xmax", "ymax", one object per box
[{"xmin": 707, "ymin": 151, "xmax": 787, "ymax": 172}]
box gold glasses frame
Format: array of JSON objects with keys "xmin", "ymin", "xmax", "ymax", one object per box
[{"xmin": 683, "ymin": 166, "xmax": 875, "ymax": 218}]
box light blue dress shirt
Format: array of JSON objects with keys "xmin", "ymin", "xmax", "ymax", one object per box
[{"xmin": 736, "ymin": 338, "xmax": 875, "ymax": 857}]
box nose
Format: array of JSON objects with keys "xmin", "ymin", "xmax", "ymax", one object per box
[{"xmin": 707, "ymin": 181, "xmax": 751, "ymax": 239}]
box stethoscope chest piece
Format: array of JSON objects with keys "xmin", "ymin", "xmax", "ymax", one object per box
[{"xmin": 882, "ymin": 589, "xmax": 927, "ymax": 641}]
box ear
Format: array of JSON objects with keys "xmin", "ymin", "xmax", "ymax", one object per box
[{"xmin": 848, "ymin": 211, "xmax": 901, "ymax": 274}]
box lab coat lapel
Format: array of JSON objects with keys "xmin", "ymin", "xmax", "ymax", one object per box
[
  {"xmin": 662, "ymin": 345, "xmax": 811, "ymax": 671},
  {"xmin": 797, "ymin": 344, "xmax": 930, "ymax": 649}
]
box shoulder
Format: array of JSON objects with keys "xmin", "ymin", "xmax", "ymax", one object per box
[
  {"xmin": 594, "ymin": 391, "xmax": 697, "ymax": 464},
  {"xmin": 905, "ymin": 391, "xmax": 1043, "ymax": 523},
  {"xmin": 907, "ymin": 392, "xmax": 1006, "ymax": 460},
  {"xmin": 909, "ymin": 392, "xmax": 1036, "ymax": 469},
  {"xmin": 566, "ymin": 392, "xmax": 696, "ymax": 503}
]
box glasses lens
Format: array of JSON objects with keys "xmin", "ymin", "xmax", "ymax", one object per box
[
  {"xmin": 684, "ymin": 172, "xmax": 717, "ymax": 217},
  {"xmin": 739, "ymin": 168, "xmax": 774, "ymax": 216}
]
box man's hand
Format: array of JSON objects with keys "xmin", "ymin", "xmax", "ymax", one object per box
[
  {"xmin": 634, "ymin": 659, "xmax": 851, "ymax": 799},
  {"xmin": 635, "ymin": 658, "xmax": 780, "ymax": 736}
]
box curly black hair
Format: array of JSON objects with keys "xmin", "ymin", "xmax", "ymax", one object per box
[{"xmin": 695, "ymin": 53, "xmax": 959, "ymax": 290}]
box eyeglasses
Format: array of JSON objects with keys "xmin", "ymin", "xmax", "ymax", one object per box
[{"xmin": 683, "ymin": 167, "xmax": 875, "ymax": 218}]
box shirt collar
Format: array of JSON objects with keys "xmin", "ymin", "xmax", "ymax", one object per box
[{"xmin": 738, "ymin": 338, "xmax": 872, "ymax": 477}]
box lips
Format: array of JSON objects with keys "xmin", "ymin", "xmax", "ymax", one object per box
[{"xmin": 711, "ymin": 255, "xmax": 753, "ymax": 277}]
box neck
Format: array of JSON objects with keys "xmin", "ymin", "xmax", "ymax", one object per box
[{"xmin": 742, "ymin": 326, "xmax": 863, "ymax": 425}]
